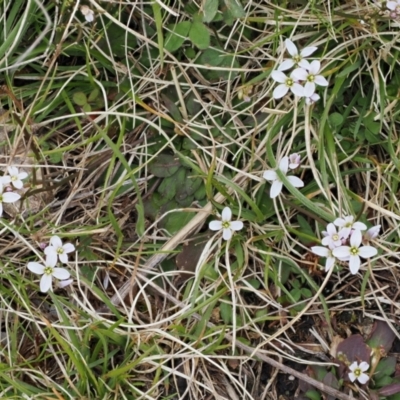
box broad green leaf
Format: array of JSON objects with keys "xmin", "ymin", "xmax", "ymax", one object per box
[
  {"xmin": 203, "ymin": 0, "xmax": 219, "ymax": 23},
  {"xmin": 189, "ymin": 21, "xmax": 210, "ymax": 49},
  {"xmin": 149, "ymin": 154, "xmax": 181, "ymax": 177},
  {"xmin": 73, "ymin": 92, "xmax": 87, "ymax": 106},
  {"xmin": 88, "ymin": 88, "xmax": 99, "ymax": 102},
  {"xmin": 220, "ymin": 299, "xmax": 232, "ymax": 324},
  {"xmin": 164, "ymin": 21, "xmax": 191, "ymax": 53},
  {"xmin": 224, "ymin": 0, "xmax": 245, "ymax": 18}
]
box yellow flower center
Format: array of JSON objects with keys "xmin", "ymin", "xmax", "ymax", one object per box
[
  {"xmin": 44, "ymin": 266, "xmax": 54, "ymax": 275},
  {"xmin": 293, "ymin": 55, "xmax": 301, "ymax": 63},
  {"xmin": 222, "ymin": 221, "xmax": 230, "ymax": 229},
  {"xmin": 333, "ymin": 234, "xmax": 339, "ymax": 241},
  {"xmin": 285, "ymin": 78, "xmax": 294, "ymax": 87},
  {"xmin": 350, "ymin": 247, "xmax": 359, "ymax": 256},
  {"xmin": 307, "ymin": 75, "xmax": 315, "ymax": 82},
  {"xmin": 353, "ymin": 368, "xmax": 362, "ymax": 377},
  {"xmin": 57, "ymin": 247, "xmax": 64, "ymax": 254}
]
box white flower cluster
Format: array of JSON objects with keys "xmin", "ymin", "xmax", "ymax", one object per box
[
  {"xmin": 311, "ymin": 216, "xmax": 379, "ymax": 274},
  {"xmin": 0, "ymin": 166, "xmax": 28, "ymax": 217},
  {"xmin": 27, "ymin": 236, "xmax": 75, "ymax": 293},
  {"xmin": 263, "ymin": 153, "xmax": 303, "ymax": 198},
  {"xmin": 348, "ymin": 361, "xmax": 370, "ymax": 384},
  {"xmin": 271, "ymin": 39, "xmax": 328, "ymax": 104}
]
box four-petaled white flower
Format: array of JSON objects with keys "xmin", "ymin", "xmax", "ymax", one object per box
[
  {"xmin": 81, "ymin": 5, "xmax": 95, "ymax": 22},
  {"xmin": 364, "ymin": 225, "xmax": 381, "ymax": 241},
  {"xmin": 0, "ymin": 183, "xmax": 21, "ymax": 217},
  {"xmin": 348, "ymin": 361, "xmax": 370, "ymax": 384},
  {"xmin": 322, "ymin": 223, "xmax": 344, "ymax": 248},
  {"xmin": 311, "ymin": 246, "xmax": 336, "ymax": 272},
  {"xmin": 28, "ymin": 256, "xmax": 71, "ymax": 293},
  {"xmin": 44, "ymin": 235, "xmax": 75, "ymax": 264},
  {"xmin": 305, "ymin": 92, "xmax": 320, "ymax": 105},
  {"xmin": 332, "ymin": 230, "xmax": 377, "ymax": 274},
  {"xmin": 1, "ymin": 166, "xmax": 28, "ymax": 189},
  {"xmin": 263, "ymin": 156, "xmax": 304, "ymax": 198},
  {"xmin": 292, "ymin": 60, "xmax": 329, "ymax": 97},
  {"xmin": 333, "ymin": 215, "xmax": 367, "ymax": 239},
  {"xmin": 288, "ymin": 153, "xmax": 301, "ymax": 169},
  {"xmin": 209, "ymin": 207, "xmax": 243, "ymax": 241},
  {"xmin": 278, "ymin": 39, "xmax": 318, "ymax": 72},
  {"xmin": 271, "ymin": 70, "xmax": 305, "ymax": 99}
]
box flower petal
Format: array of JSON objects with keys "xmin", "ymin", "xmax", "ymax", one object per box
[
  {"xmin": 50, "ymin": 235, "xmax": 63, "ymax": 248},
  {"xmin": 7, "ymin": 166, "xmax": 18, "ymax": 176},
  {"xmin": 2, "ymin": 192, "xmax": 21, "ymax": 203},
  {"xmin": 308, "ymin": 60, "xmax": 321, "ymax": 75},
  {"xmin": 221, "ymin": 207, "xmax": 232, "ymax": 222},
  {"xmin": 230, "ymin": 221, "xmax": 243, "ymax": 231},
  {"xmin": 286, "ymin": 175, "xmax": 304, "ymax": 188},
  {"xmin": 18, "ymin": 171, "xmax": 28, "ymax": 180},
  {"xmin": 285, "ymin": 39, "xmax": 298, "ymax": 56},
  {"xmin": 63, "ymin": 243, "xmax": 75, "ymax": 253},
  {"xmin": 277, "ymin": 59, "xmax": 294, "ymax": 71},
  {"xmin": 311, "ymin": 246, "xmax": 329, "ymax": 257},
  {"xmin": 59, "ymin": 253, "xmax": 69, "ymax": 264},
  {"xmin": 263, "ymin": 170, "xmax": 278, "ymax": 181},
  {"xmin": 44, "ymin": 251, "xmax": 58, "ymax": 267},
  {"xmin": 1, "ymin": 176, "xmax": 11, "ymax": 185},
  {"xmin": 271, "ymin": 70, "xmax": 287, "ymax": 84},
  {"xmin": 291, "ymin": 83, "xmax": 305, "ymax": 97},
  {"xmin": 358, "ymin": 246, "xmax": 377, "ymax": 259},
  {"xmin": 27, "ymin": 262, "xmax": 45, "ymax": 274},
  {"xmin": 359, "ymin": 361, "xmax": 370, "ymax": 372},
  {"xmin": 12, "ymin": 180, "xmax": 23, "ymax": 189},
  {"xmin": 270, "ymin": 180, "xmax": 283, "ymax": 198},
  {"xmin": 0, "ymin": 202, "xmax": 3, "ymax": 217},
  {"xmin": 325, "ymin": 256, "xmax": 335, "ymax": 272},
  {"xmin": 300, "ymin": 46, "xmax": 318, "ymax": 57},
  {"xmin": 58, "ymin": 279, "xmax": 73, "ymax": 288},
  {"xmin": 53, "ymin": 268, "xmax": 71, "ymax": 280},
  {"xmin": 350, "ymin": 229, "xmax": 362, "ymax": 247},
  {"xmin": 333, "ymin": 218, "xmax": 345, "ymax": 227},
  {"xmin": 291, "ymin": 68, "xmax": 308, "ymax": 81},
  {"xmin": 279, "ymin": 156, "xmax": 289, "ymax": 174},
  {"xmin": 348, "ymin": 372, "xmax": 356, "ymax": 382},
  {"xmin": 314, "ymin": 75, "xmax": 329, "ymax": 87},
  {"xmin": 40, "ymin": 274, "xmax": 52, "ymax": 293},
  {"xmin": 357, "ymin": 373, "xmax": 369, "ymax": 384},
  {"xmin": 349, "ymin": 255, "xmax": 361, "ymax": 274},
  {"xmin": 353, "ymin": 221, "xmax": 367, "ymax": 231},
  {"xmin": 222, "ymin": 228, "xmax": 232, "ymax": 241},
  {"xmin": 332, "ymin": 246, "xmax": 350, "ymax": 258},
  {"xmin": 273, "ymin": 84, "xmax": 289, "ymax": 99},
  {"xmin": 387, "ymin": 1, "xmax": 397, "ymax": 10},
  {"xmin": 304, "ymin": 82, "xmax": 316, "ymax": 98},
  {"xmin": 209, "ymin": 220, "xmax": 222, "ymax": 231}
]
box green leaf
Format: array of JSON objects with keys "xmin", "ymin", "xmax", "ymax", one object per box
[
  {"xmin": 198, "ymin": 48, "xmax": 224, "ymax": 66},
  {"xmin": 162, "ymin": 210, "xmax": 194, "ymax": 235},
  {"xmin": 135, "ymin": 204, "xmax": 145, "ymax": 237},
  {"xmin": 224, "ymin": 0, "xmax": 245, "ymax": 18},
  {"xmin": 97, "ymin": 22, "xmax": 137, "ymax": 57},
  {"xmin": 149, "ymin": 154, "xmax": 181, "ymax": 177},
  {"xmin": 73, "ymin": 92, "xmax": 87, "ymax": 106},
  {"xmin": 305, "ymin": 389, "xmax": 322, "ymax": 400},
  {"xmin": 189, "ymin": 21, "xmax": 210, "ymax": 49},
  {"xmin": 164, "ymin": 21, "xmax": 192, "ymax": 53},
  {"xmin": 220, "ymin": 298, "xmax": 232, "ymax": 324},
  {"xmin": 328, "ymin": 112, "xmax": 344, "ymax": 127},
  {"xmin": 88, "ymin": 88, "xmax": 99, "ymax": 102},
  {"xmin": 203, "ymin": 0, "xmax": 219, "ymax": 23}
]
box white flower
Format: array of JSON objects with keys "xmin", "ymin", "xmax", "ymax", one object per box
[
  {"xmin": 44, "ymin": 235, "xmax": 75, "ymax": 264},
  {"xmin": 364, "ymin": 225, "xmax": 381, "ymax": 241},
  {"xmin": 80, "ymin": 5, "xmax": 95, "ymax": 22},
  {"xmin": 278, "ymin": 39, "xmax": 318, "ymax": 71},
  {"xmin": 332, "ymin": 230, "xmax": 377, "ymax": 274},
  {"xmin": 321, "ymin": 223, "xmax": 345, "ymax": 248},
  {"xmin": 292, "ymin": 60, "xmax": 329, "ymax": 97},
  {"xmin": 271, "ymin": 70, "xmax": 305, "ymax": 99},
  {"xmin": 305, "ymin": 92, "xmax": 320, "ymax": 105},
  {"xmin": 27, "ymin": 256, "xmax": 70, "ymax": 293},
  {"xmin": 288, "ymin": 153, "xmax": 301, "ymax": 169},
  {"xmin": 387, "ymin": 0, "xmax": 400, "ymax": 14},
  {"xmin": 0, "ymin": 183, "xmax": 21, "ymax": 217},
  {"xmin": 311, "ymin": 246, "xmax": 336, "ymax": 272},
  {"xmin": 348, "ymin": 361, "xmax": 370, "ymax": 384},
  {"xmin": 263, "ymin": 156, "xmax": 304, "ymax": 198},
  {"xmin": 209, "ymin": 207, "xmax": 243, "ymax": 241},
  {"xmin": 1, "ymin": 166, "xmax": 28, "ymax": 189},
  {"xmin": 333, "ymin": 215, "xmax": 367, "ymax": 239}
]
